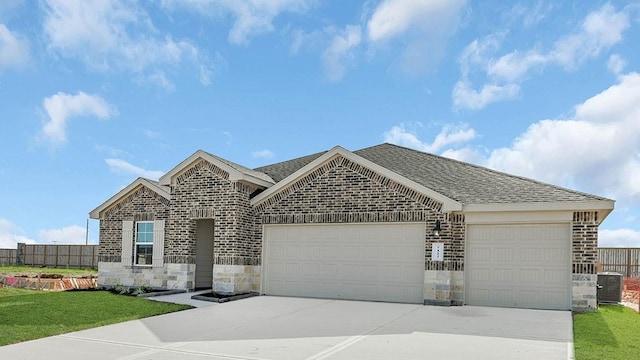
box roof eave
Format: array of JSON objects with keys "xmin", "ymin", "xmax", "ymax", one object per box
[
  {"xmin": 89, "ymin": 178, "xmax": 171, "ymax": 219},
  {"xmin": 462, "ymin": 199, "xmax": 615, "ymax": 223}
]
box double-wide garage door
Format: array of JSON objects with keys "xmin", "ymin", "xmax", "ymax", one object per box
[
  {"xmin": 263, "ymin": 223, "xmax": 425, "ymax": 303},
  {"xmin": 466, "ymin": 224, "xmax": 571, "ymax": 310}
]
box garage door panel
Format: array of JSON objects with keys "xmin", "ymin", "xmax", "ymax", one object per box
[
  {"xmin": 321, "ymin": 246, "xmax": 338, "ymax": 258},
  {"xmin": 264, "ymin": 223, "xmax": 425, "ymax": 304},
  {"xmin": 519, "ymin": 268, "xmax": 542, "ymax": 283},
  {"xmin": 493, "ymin": 268, "xmax": 514, "ymax": 282},
  {"xmin": 492, "ymin": 290, "xmax": 514, "ymax": 306},
  {"xmin": 303, "ymin": 263, "xmax": 318, "ymax": 276},
  {"xmin": 467, "ymin": 224, "xmax": 570, "ymax": 310},
  {"xmin": 470, "ymin": 247, "xmax": 491, "ymax": 262},
  {"xmin": 319, "ymin": 264, "xmax": 337, "ymax": 276},
  {"xmin": 520, "ymin": 247, "xmax": 543, "ymax": 262}
]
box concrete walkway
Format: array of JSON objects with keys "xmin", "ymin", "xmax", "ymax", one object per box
[{"xmin": 0, "ymin": 296, "xmax": 574, "ymax": 360}]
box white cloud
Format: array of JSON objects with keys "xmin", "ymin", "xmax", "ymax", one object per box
[
  {"xmin": 0, "ymin": 23, "xmax": 30, "ymax": 71},
  {"xmin": 458, "ymin": 34, "xmax": 503, "ymax": 78},
  {"xmin": 504, "ymin": 1, "xmax": 549, "ymax": 28},
  {"xmin": 599, "ymin": 229, "xmax": 640, "ymax": 247},
  {"xmin": 549, "ymin": 4, "xmax": 628, "ymax": 69},
  {"xmin": 146, "ymin": 71, "xmax": 176, "ymax": 91},
  {"xmin": 439, "ymin": 147, "xmax": 483, "ymax": 163},
  {"xmin": 105, "ymin": 158, "xmax": 164, "ymax": 180},
  {"xmin": 322, "ymin": 25, "xmax": 361, "ymax": 82},
  {"xmin": 384, "ymin": 123, "xmax": 476, "ymax": 153},
  {"xmin": 486, "ymin": 50, "xmax": 547, "ymax": 82},
  {"xmin": 367, "ymin": 0, "xmax": 465, "ymax": 42},
  {"xmin": 251, "ymin": 149, "xmax": 275, "ymax": 159},
  {"xmin": 366, "ymin": 0, "xmax": 466, "ymax": 75},
  {"xmin": 43, "ymin": 0, "xmax": 212, "ymax": 86},
  {"xmin": 40, "ymin": 91, "xmax": 116, "ymax": 147},
  {"xmin": 452, "ymin": 80, "xmax": 520, "ymax": 110},
  {"xmin": 164, "ymin": 0, "xmax": 314, "ymax": 45},
  {"xmin": 38, "ymin": 225, "xmax": 87, "ymax": 245},
  {"xmin": 486, "ymin": 72, "xmax": 640, "ymax": 205},
  {"xmin": 607, "ymin": 54, "xmax": 626, "ymax": 75},
  {"xmin": 455, "ymin": 4, "xmax": 629, "ymax": 110},
  {"xmin": 0, "ymin": 219, "xmax": 36, "ymax": 249}
]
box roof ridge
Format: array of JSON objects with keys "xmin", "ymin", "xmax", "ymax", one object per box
[{"xmin": 254, "ymin": 150, "xmax": 328, "ymax": 170}]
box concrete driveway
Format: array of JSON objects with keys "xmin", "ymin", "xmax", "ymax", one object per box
[{"xmin": 0, "ymin": 295, "xmax": 573, "ymax": 360}]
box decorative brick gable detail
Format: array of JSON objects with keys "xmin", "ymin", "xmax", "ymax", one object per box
[
  {"xmin": 98, "ymin": 186, "xmax": 170, "ymax": 262},
  {"xmin": 572, "ymin": 211, "xmax": 599, "ymax": 274},
  {"xmin": 255, "ymin": 155, "xmax": 444, "ymax": 213},
  {"xmin": 167, "ymin": 159, "xmax": 261, "ymax": 266}
]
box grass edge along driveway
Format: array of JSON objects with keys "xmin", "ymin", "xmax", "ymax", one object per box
[
  {"xmin": 0, "ymin": 287, "xmax": 192, "ymax": 346},
  {"xmin": 573, "ymin": 304, "xmax": 640, "ymax": 360}
]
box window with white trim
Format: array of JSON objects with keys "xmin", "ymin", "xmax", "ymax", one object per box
[{"xmin": 135, "ymin": 221, "xmax": 154, "ymax": 265}]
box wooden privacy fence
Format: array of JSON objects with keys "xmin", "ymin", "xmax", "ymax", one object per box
[
  {"xmin": 0, "ymin": 249, "xmax": 17, "ymax": 265},
  {"xmin": 0, "ymin": 244, "xmax": 98, "ymax": 268},
  {"xmin": 598, "ymin": 247, "xmax": 640, "ymax": 277}
]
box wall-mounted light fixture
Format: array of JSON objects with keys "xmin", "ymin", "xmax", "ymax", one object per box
[{"xmin": 433, "ymin": 220, "xmax": 441, "ymax": 237}]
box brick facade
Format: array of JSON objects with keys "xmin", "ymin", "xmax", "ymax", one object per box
[
  {"xmin": 571, "ymin": 211, "xmax": 600, "ymax": 311},
  {"xmin": 95, "ymin": 150, "xmax": 606, "ymax": 312}
]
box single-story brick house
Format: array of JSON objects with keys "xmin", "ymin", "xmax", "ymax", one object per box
[{"xmin": 90, "ymin": 143, "xmax": 614, "ymax": 311}]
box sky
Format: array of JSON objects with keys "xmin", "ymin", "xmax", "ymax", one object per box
[{"xmin": 1, "ymin": 0, "xmax": 639, "ymax": 248}]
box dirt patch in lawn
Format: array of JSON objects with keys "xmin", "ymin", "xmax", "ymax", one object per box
[{"xmin": 0, "ymin": 274, "xmax": 97, "ymax": 291}]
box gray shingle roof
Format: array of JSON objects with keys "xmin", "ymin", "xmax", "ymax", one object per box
[
  {"xmin": 254, "ymin": 143, "xmax": 610, "ymax": 205},
  {"xmin": 255, "ymin": 151, "xmax": 327, "ymax": 182}
]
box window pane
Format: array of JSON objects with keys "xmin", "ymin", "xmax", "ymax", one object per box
[
  {"xmin": 136, "ymin": 222, "xmax": 154, "ymax": 243},
  {"xmin": 136, "ymin": 244, "xmax": 153, "ymax": 265}
]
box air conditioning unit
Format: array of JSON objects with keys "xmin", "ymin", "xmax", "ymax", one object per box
[{"xmin": 597, "ymin": 272, "xmax": 623, "ymax": 304}]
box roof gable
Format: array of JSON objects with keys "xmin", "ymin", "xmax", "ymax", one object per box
[
  {"xmin": 159, "ymin": 149, "xmax": 274, "ymax": 187},
  {"xmin": 89, "ymin": 178, "xmax": 170, "ymax": 219},
  {"xmin": 251, "ymin": 146, "xmax": 463, "ymax": 212}
]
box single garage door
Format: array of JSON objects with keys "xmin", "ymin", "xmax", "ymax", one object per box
[
  {"xmin": 263, "ymin": 223, "xmax": 425, "ymax": 303},
  {"xmin": 466, "ymin": 224, "xmax": 571, "ymax": 310}
]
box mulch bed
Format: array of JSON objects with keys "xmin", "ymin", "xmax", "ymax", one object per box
[{"xmin": 191, "ymin": 291, "xmax": 259, "ymax": 303}]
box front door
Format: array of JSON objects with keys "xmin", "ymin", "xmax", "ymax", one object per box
[{"xmin": 195, "ymin": 219, "xmax": 214, "ymax": 289}]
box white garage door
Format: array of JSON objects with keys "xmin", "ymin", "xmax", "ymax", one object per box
[
  {"xmin": 263, "ymin": 223, "xmax": 425, "ymax": 303},
  {"xmin": 466, "ymin": 224, "xmax": 571, "ymax": 310}
]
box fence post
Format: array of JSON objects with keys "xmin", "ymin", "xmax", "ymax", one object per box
[
  {"xmin": 628, "ymin": 248, "xmax": 632, "ymax": 278},
  {"xmin": 16, "ymin": 243, "xmax": 25, "ymax": 266}
]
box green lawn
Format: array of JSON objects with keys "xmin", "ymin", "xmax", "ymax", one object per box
[
  {"xmin": 573, "ymin": 305, "xmax": 640, "ymax": 360},
  {"xmin": 0, "ymin": 265, "xmax": 97, "ymax": 277},
  {"xmin": 0, "ymin": 287, "xmax": 192, "ymax": 346}
]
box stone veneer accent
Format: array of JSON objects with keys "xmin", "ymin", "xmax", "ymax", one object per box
[
  {"xmin": 572, "ymin": 274, "xmax": 598, "ymax": 312},
  {"xmin": 424, "ymin": 270, "xmax": 464, "ymax": 306},
  {"xmin": 212, "ymin": 265, "xmax": 261, "ymax": 293},
  {"xmin": 98, "ymin": 262, "xmax": 195, "ymax": 290}
]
